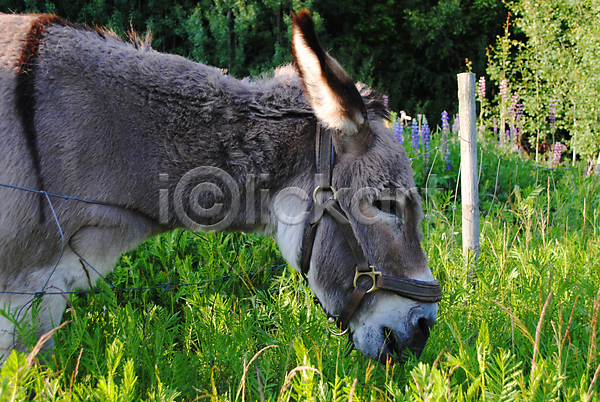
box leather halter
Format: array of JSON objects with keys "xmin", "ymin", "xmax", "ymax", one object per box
[{"xmin": 299, "ymin": 123, "xmax": 442, "ymax": 335}]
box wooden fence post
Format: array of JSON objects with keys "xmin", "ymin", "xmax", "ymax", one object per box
[{"xmin": 457, "ymin": 72, "xmax": 480, "ymax": 261}]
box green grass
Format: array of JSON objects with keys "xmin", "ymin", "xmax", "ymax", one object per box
[{"xmin": 2, "ymin": 168, "xmax": 600, "ymax": 401}]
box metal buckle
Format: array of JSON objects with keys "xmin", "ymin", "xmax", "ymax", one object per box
[
  {"xmin": 353, "ymin": 266, "xmax": 381, "ymax": 293},
  {"xmin": 327, "ymin": 316, "xmax": 348, "ymax": 336},
  {"xmin": 312, "ymin": 185, "xmax": 337, "ymax": 203}
]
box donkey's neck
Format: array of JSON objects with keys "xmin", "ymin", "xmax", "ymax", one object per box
[{"xmin": 36, "ymin": 25, "xmax": 316, "ymax": 233}]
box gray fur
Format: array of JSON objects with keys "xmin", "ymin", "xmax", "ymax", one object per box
[{"xmin": 0, "ymin": 13, "xmax": 437, "ymax": 362}]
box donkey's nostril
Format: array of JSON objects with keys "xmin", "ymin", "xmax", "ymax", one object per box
[{"xmin": 408, "ymin": 317, "xmax": 431, "ymax": 357}]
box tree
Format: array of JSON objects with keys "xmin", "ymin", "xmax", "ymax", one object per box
[{"xmin": 314, "ymin": 0, "xmax": 507, "ymax": 121}]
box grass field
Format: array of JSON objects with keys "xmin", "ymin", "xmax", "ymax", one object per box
[{"xmin": 2, "ymin": 157, "xmax": 600, "ymax": 401}]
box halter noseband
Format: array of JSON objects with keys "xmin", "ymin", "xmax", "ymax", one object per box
[{"xmin": 299, "ymin": 123, "xmax": 442, "ymax": 336}]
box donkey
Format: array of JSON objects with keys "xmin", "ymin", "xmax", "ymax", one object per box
[{"xmin": 0, "ymin": 10, "xmax": 441, "ymax": 363}]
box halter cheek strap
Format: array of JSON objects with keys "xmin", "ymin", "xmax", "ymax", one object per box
[{"xmin": 300, "ymin": 123, "xmax": 442, "ymax": 335}]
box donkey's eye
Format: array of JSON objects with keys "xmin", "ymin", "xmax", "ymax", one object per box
[
  {"xmin": 374, "ymin": 199, "xmax": 405, "ymax": 229},
  {"xmin": 374, "ymin": 199, "xmax": 400, "ymax": 216}
]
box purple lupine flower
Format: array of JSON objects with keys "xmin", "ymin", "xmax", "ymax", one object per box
[
  {"xmin": 515, "ymin": 103, "xmax": 524, "ymax": 150},
  {"xmin": 507, "ymin": 93, "xmax": 519, "ymax": 148},
  {"xmin": 422, "ymin": 116, "xmax": 430, "ymax": 150},
  {"xmin": 393, "ymin": 118, "xmax": 403, "ymax": 144},
  {"xmin": 411, "ymin": 118, "xmax": 419, "ymax": 153},
  {"xmin": 549, "ymin": 99, "xmax": 557, "ymax": 123},
  {"xmin": 441, "ymin": 110, "xmax": 450, "ymax": 133},
  {"xmin": 549, "ymin": 99, "xmax": 557, "ymax": 133},
  {"xmin": 441, "ymin": 111, "xmax": 451, "ymax": 171},
  {"xmin": 422, "ymin": 116, "xmax": 430, "ymax": 166},
  {"xmin": 478, "ymin": 76, "xmax": 486, "ymax": 101},
  {"xmin": 417, "ymin": 114, "xmax": 423, "ymax": 145},
  {"xmin": 516, "ymin": 103, "xmax": 524, "ymax": 121},
  {"xmin": 452, "ymin": 114, "xmax": 460, "ymax": 133},
  {"xmin": 553, "ymin": 142, "xmax": 564, "ymax": 165},
  {"xmin": 383, "ymin": 95, "xmax": 389, "ymax": 111},
  {"xmin": 400, "ymin": 118, "xmax": 405, "ymax": 139}
]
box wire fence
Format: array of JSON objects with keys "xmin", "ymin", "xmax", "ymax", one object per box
[{"xmin": 1, "ymin": 135, "xmax": 598, "ymax": 350}]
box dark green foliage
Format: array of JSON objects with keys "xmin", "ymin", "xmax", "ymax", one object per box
[
  {"xmin": 315, "ymin": 0, "xmax": 507, "ymax": 123},
  {"xmin": 0, "ymin": 0, "xmax": 507, "ymax": 120}
]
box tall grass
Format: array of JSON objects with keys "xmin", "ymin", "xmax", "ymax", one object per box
[{"xmin": 1, "ymin": 167, "xmax": 600, "ymax": 401}]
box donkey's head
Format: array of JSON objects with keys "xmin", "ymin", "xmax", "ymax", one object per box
[{"xmin": 288, "ymin": 11, "xmax": 440, "ymax": 363}]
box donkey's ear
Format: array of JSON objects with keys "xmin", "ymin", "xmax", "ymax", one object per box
[{"xmin": 292, "ymin": 10, "xmax": 369, "ymax": 147}]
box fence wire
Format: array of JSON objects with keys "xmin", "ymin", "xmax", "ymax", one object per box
[{"xmin": 409, "ymin": 135, "xmax": 459, "ymax": 162}]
